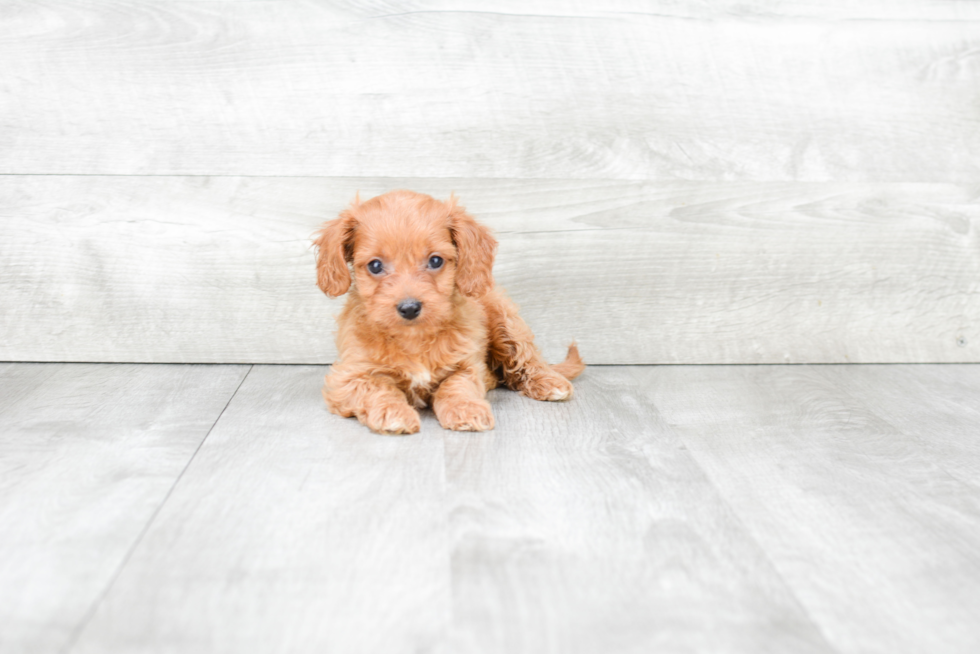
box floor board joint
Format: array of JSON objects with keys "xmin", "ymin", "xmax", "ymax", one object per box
[{"xmin": 58, "ymin": 365, "xmax": 254, "ymax": 654}]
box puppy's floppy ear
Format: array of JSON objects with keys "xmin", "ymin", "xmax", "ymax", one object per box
[
  {"xmin": 448, "ymin": 196, "xmax": 497, "ymax": 298},
  {"xmin": 312, "ymin": 208, "xmax": 356, "ymax": 297}
]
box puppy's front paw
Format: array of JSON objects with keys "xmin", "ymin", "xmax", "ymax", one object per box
[
  {"xmin": 363, "ymin": 401, "xmax": 421, "ymax": 435},
  {"xmin": 437, "ymin": 399, "xmax": 495, "ymax": 432},
  {"xmin": 521, "ymin": 369, "xmax": 574, "ymax": 402}
]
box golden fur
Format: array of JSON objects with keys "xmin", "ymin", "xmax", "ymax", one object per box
[{"xmin": 313, "ymin": 190, "xmax": 584, "ymax": 434}]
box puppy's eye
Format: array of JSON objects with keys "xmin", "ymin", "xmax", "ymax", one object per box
[
  {"xmin": 367, "ymin": 259, "xmax": 384, "ymax": 275},
  {"xmin": 428, "ymin": 255, "xmax": 444, "ymax": 270}
]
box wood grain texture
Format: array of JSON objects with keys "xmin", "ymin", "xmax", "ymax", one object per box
[
  {"xmin": 900, "ymin": 364, "xmax": 980, "ymax": 419},
  {"xmin": 67, "ymin": 364, "xmax": 835, "ymax": 654},
  {"xmin": 69, "ymin": 365, "xmax": 452, "ymax": 654},
  {"xmin": 829, "ymin": 365, "xmax": 980, "ymax": 490},
  {"xmin": 2, "ymin": 175, "xmax": 977, "ymax": 364},
  {"xmin": 444, "ymin": 366, "xmax": 833, "ymax": 653},
  {"xmin": 7, "ymin": 362, "xmax": 980, "ymax": 653},
  {"xmin": 2, "ymin": 1, "xmax": 979, "ymax": 180},
  {"xmin": 0, "ymin": 363, "xmax": 248, "ymax": 654},
  {"xmin": 644, "ymin": 365, "xmax": 980, "ymax": 654}
]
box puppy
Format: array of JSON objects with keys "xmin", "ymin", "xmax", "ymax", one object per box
[{"xmin": 313, "ymin": 190, "xmax": 584, "ymax": 434}]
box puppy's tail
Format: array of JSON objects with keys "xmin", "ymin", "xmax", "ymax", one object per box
[{"xmin": 552, "ymin": 342, "xmax": 585, "ymax": 380}]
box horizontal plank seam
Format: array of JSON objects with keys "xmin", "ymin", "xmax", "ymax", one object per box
[
  {"xmin": 59, "ymin": 364, "xmax": 254, "ymax": 654},
  {"xmin": 360, "ymin": 9, "xmax": 970, "ymax": 23},
  {"xmin": 3, "ymin": 173, "xmax": 710, "ymax": 180},
  {"xmin": 2, "ymin": 173, "xmax": 969, "ymax": 184},
  {"xmin": 5, "ymin": 361, "xmax": 978, "ymax": 368}
]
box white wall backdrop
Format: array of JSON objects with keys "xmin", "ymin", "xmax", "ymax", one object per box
[{"xmin": 1, "ymin": 1, "xmax": 978, "ymax": 363}]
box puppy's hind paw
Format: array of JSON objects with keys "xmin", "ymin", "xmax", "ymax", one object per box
[
  {"xmin": 363, "ymin": 402, "xmax": 421, "ymax": 435},
  {"xmin": 520, "ymin": 369, "xmax": 574, "ymax": 402},
  {"xmin": 437, "ymin": 399, "xmax": 495, "ymax": 432}
]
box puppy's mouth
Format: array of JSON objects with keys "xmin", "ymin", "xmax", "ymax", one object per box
[{"xmin": 396, "ymin": 299, "xmax": 423, "ymax": 322}]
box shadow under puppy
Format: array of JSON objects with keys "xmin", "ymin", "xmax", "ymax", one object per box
[{"xmin": 313, "ymin": 190, "xmax": 584, "ymax": 434}]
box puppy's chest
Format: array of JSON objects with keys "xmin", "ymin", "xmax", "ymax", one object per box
[{"xmin": 401, "ymin": 363, "xmax": 449, "ymax": 408}]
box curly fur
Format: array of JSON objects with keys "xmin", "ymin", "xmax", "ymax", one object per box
[{"xmin": 313, "ymin": 190, "xmax": 584, "ymax": 434}]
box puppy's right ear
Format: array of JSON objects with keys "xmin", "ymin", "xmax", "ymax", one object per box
[
  {"xmin": 448, "ymin": 197, "xmax": 497, "ymax": 299},
  {"xmin": 312, "ymin": 209, "xmax": 356, "ymax": 297}
]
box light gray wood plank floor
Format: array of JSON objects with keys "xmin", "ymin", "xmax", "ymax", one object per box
[
  {"xmin": 644, "ymin": 365, "xmax": 980, "ymax": 653},
  {"xmin": 2, "ymin": 363, "xmax": 979, "ymax": 653},
  {"xmin": 0, "ymin": 363, "xmax": 250, "ymax": 654}
]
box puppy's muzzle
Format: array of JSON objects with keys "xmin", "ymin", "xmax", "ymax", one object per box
[{"xmin": 397, "ymin": 299, "xmax": 422, "ymax": 320}]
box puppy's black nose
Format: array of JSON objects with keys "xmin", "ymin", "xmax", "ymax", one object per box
[{"xmin": 397, "ymin": 299, "xmax": 422, "ymax": 320}]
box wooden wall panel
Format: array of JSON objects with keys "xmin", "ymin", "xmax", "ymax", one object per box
[
  {"xmin": 2, "ymin": 176, "xmax": 976, "ymax": 364},
  {"xmin": 1, "ymin": 1, "xmax": 979, "ymax": 180},
  {"xmin": 3, "ymin": 1, "xmax": 978, "ymax": 363}
]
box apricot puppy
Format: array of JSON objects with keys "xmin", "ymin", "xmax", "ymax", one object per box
[{"xmin": 313, "ymin": 190, "xmax": 584, "ymax": 434}]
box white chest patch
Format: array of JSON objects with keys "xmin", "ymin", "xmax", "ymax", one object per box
[
  {"xmin": 409, "ymin": 368, "xmax": 432, "ymax": 391},
  {"xmin": 406, "ymin": 367, "xmax": 434, "ymax": 409}
]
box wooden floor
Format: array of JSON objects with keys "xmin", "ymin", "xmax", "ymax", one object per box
[
  {"xmin": 2, "ymin": 363, "xmax": 978, "ymax": 654},
  {"xmin": 4, "ymin": 4, "xmax": 977, "ymax": 651}
]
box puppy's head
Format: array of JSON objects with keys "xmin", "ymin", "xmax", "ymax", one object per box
[{"xmin": 313, "ymin": 190, "xmax": 496, "ymax": 331}]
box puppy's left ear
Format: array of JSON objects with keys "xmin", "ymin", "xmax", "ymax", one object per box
[
  {"xmin": 448, "ymin": 197, "xmax": 497, "ymax": 298},
  {"xmin": 312, "ymin": 209, "xmax": 356, "ymax": 297}
]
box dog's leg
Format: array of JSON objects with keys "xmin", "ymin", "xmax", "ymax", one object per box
[
  {"xmin": 483, "ymin": 290, "xmax": 582, "ymax": 402},
  {"xmin": 323, "ymin": 368, "xmax": 420, "ymax": 435},
  {"xmin": 432, "ymin": 366, "xmax": 494, "ymax": 431}
]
